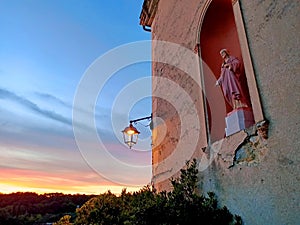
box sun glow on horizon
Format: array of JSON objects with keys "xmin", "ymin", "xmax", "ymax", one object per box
[
  {"xmin": 0, "ymin": 167, "xmax": 146, "ymax": 195},
  {"xmin": 0, "ymin": 182, "xmax": 144, "ymax": 195}
]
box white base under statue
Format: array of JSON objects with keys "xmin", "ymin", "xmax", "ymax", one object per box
[{"xmin": 225, "ymin": 107, "xmax": 254, "ymax": 136}]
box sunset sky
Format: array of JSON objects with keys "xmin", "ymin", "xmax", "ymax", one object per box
[{"xmin": 0, "ymin": 0, "xmax": 152, "ymax": 194}]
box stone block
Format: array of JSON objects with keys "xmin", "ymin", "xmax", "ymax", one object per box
[{"xmin": 225, "ymin": 107, "xmax": 254, "ymax": 136}]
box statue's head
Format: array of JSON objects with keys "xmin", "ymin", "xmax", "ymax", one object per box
[{"xmin": 220, "ymin": 49, "xmax": 229, "ymax": 59}]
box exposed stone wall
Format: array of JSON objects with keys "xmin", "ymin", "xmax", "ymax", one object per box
[{"xmin": 150, "ymin": 0, "xmax": 300, "ymax": 224}]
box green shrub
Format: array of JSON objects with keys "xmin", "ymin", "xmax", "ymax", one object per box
[{"xmin": 75, "ymin": 159, "xmax": 242, "ymax": 225}]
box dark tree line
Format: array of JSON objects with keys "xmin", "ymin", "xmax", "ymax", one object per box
[{"xmin": 0, "ymin": 192, "xmax": 95, "ymax": 225}]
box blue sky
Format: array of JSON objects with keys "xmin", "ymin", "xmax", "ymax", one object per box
[{"xmin": 0, "ymin": 0, "xmax": 152, "ymax": 194}]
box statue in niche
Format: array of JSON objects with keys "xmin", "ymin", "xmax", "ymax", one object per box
[{"xmin": 216, "ymin": 49, "xmax": 249, "ymax": 110}]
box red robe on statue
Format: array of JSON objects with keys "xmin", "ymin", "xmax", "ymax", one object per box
[{"xmin": 217, "ymin": 55, "xmax": 248, "ymax": 109}]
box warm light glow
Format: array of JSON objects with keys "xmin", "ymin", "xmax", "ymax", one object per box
[
  {"xmin": 126, "ymin": 129, "xmax": 136, "ymax": 135},
  {"xmin": 122, "ymin": 124, "xmax": 140, "ymax": 135}
]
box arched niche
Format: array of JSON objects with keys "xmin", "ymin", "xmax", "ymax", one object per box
[{"xmin": 198, "ymin": 0, "xmax": 259, "ymax": 143}]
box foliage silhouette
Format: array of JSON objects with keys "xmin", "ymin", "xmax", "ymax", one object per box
[
  {"xmin": 75, "ymin": 159, "xmax": 242, "ymax": 225},
  {"xmin": 0, "ymin": 192, "xmax": 94, "ymax": 225}
]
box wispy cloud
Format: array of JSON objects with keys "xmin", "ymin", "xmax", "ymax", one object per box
[
  {"xmin": 34, "ymin": 92, "xmax": 72, "ymax": 108},
  {"xmin": 0, "ymin": 88, "xmax": 72, "ymax": 126}
]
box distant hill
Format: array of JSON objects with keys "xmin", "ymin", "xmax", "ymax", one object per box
[{"xmin": 0, "ymin": 192, "xmax": 95, "ymax": 225}]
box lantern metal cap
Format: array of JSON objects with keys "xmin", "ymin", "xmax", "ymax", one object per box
[{"xmin": 122, "ymin": 123, "xmax": 140, "ymax": 135}]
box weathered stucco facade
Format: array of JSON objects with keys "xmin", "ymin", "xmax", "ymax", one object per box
[{"xmin": 140, "ymin": 0, "xmax": 299, "ymax": 224}]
